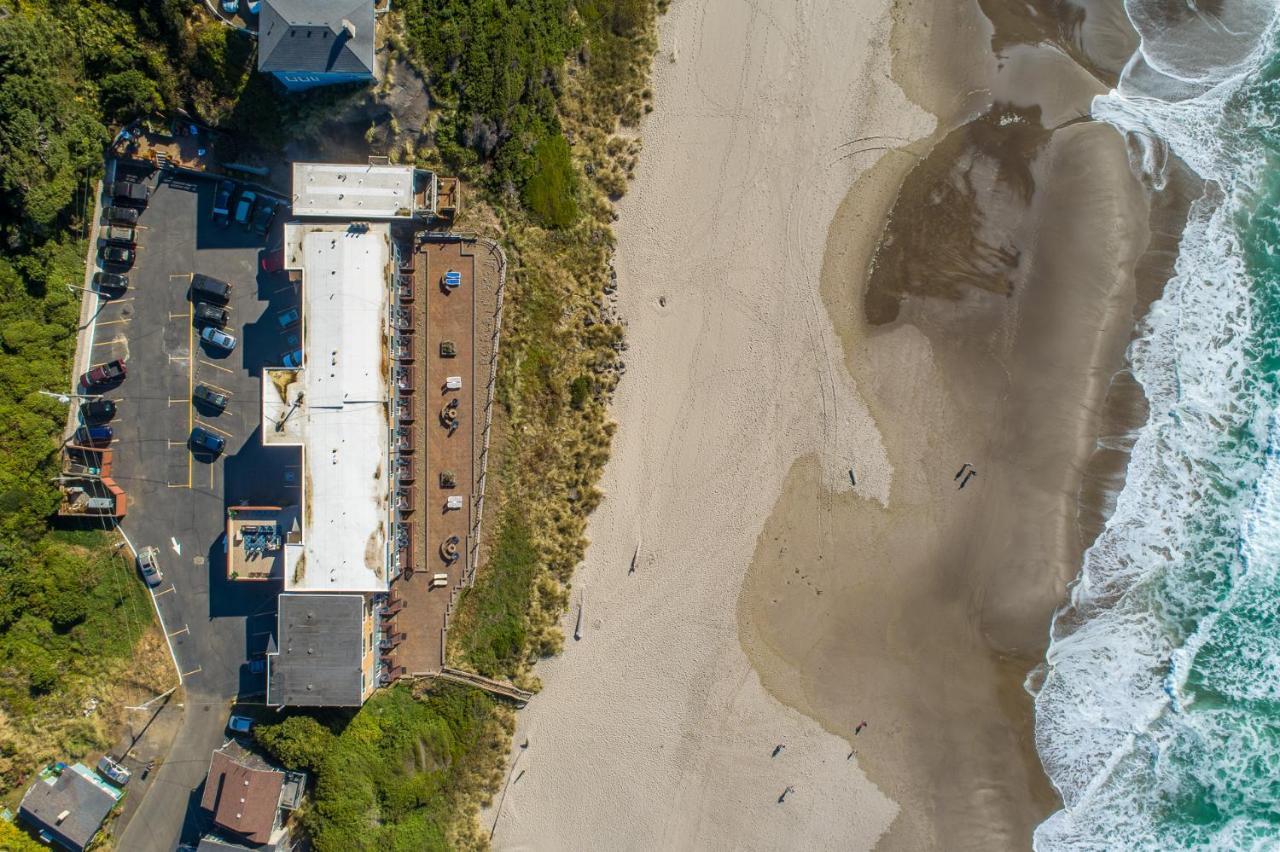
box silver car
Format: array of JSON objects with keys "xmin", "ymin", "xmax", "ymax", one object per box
[{"xmin": 137, "ymin": 546, "xmax": 162, "ymax": 587}]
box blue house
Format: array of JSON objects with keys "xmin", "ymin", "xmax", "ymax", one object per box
[{"xmin": 258, "ymin": 0, "xmax": 377, "ymax": 92}]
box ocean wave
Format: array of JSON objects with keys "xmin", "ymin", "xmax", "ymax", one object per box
[{"xmin": 1030, "ymin": 1, "xmax": 1280, "ymax": 848}]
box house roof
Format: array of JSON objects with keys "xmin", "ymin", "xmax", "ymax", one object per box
[
  {"xmin": 291, "ymin": 162, "xmax": 418, "ymax": 218},
  {"xmin": 272, "ymin": 221, "xmax": 392, "ymax": 594},
  {"xmin": 200, "ymin": 748, "xmax": 284, "ymax": 845},
  {"xmin": 19, "ymin": 763, "xmax": 121, "ymax": 851},
  {"xmin": 259, "ymin": 0, "xmax": 376, "ymax": 76},
  {"xmin": 267, "ymin": 593, "xmax": 366, "ymax": 707}
]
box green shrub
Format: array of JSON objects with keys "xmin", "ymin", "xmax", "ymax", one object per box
[
  {"xmin": 98, "ymin": 70, "xmax": 164, "ymax": 123},
  {"xmin": 452, "ymin": 517, "xmax": 539, "ymax": 677},
  {"xmin": 523, "ymin": 134, "xmax": 580, "ymax": 227},
  {"xmin": 569, "ymin": 375, "xmax": 591, "ymax": 409}
]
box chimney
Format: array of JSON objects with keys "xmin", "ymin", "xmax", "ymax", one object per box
[
  {"xmin": 56, "ymin": 810, "xmax": 70, "ymax": 824},
  {"xmin": 340, "ymin": 18, "xmax": 357, "ymax": 38}
]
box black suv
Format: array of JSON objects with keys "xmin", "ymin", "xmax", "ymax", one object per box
[
  {"xmin": 80, "ymin": 399, "xmax": 117, "ymax": 423},
  {"xmin": 104, "ymin": 206, "xmax": 139, "ymax": 225},
  {"xmin": 193, "ymin": 384, "xmax": 228, "ymax": 412},
  {"xmin": 93, "ymin": 271, "xmax": 128, "ymax": 296},
  {"xmin": 189, "ymin": 426, "xmax": 226, "ymax": 456},
  {"xmin": 194, "ymin": 302, "xmax": 228, "ymax": 327},
  {"xmin": 190, "ymin": 273, "xmax": 231, "ymax": 303}
]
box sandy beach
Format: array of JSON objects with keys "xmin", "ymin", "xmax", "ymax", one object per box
[
  {"xmin": 491, "ymin": 0, "xmax": 1176, "ymax": 848},
  {"xmin": 488, "ymin": 0, "xmax": 930, "ymax": 845}
]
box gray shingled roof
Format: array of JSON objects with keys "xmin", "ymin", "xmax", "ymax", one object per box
[
  {"xmin": 259, "ymin": 0, "xmax": 375, "ymax": 76},
  {"xmin": 19, "ymin": 765, "xmax": 120, "ymax": 852},
  {"xmin": 267, "ymin": 593, "xmax": 365, "ymax": 707}
]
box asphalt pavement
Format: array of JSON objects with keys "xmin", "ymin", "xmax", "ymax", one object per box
[{"xmin": 77, "ymin": 164, "xmax": 300, "ymax": 851}]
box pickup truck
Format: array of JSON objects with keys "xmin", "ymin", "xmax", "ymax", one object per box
[{"xmin": 81, "ymin": 359, "xmax": 126, "ymax": 387}]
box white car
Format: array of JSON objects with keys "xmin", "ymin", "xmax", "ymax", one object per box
[
  {"xmin": 137, "ymin": 546, "xmax": 163, "ymax": 588},
  {"xmin": 235, "ymin": 191, "xmax": 256, "ymax": 226},
  {"xmin": 227, "ymin": 714, "xmax": 254, "ymax": 734}
]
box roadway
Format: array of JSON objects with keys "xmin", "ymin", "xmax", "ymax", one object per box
[{"xmin": 77, "ymin": 164, "xmax": 299, "ymax": 851}]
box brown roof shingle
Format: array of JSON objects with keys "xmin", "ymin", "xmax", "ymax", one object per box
[{"xmin": 201, "ymin": 750, "xmax": 284, "ymax": 845}]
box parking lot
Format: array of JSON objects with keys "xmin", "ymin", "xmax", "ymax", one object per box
[
  {"xmin": 81, "ymin": 163, "xmax": 308, "ymax": 844},
  {"xmin": 85, "ymin": 163, "xmax": 300, "ymax": 695},
  {"xmin": 78, "ymin": 164, "xmax": 299, "ymax": 848}
]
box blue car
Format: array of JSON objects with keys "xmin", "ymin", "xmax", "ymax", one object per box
[
  {"xmin": 281, "ymin": 349, "xmax": 303, "ymax": 369},
  {"xmin": 201, "ymin": 326, "xmax": 237, "ymax": 351}
]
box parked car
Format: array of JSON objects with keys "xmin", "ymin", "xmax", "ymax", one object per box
[
  {"xmin": 190, "ymin": 273, "xmax": 231, "ymax": 303},
  {"xmin": 280, "ymin": 349, "xmax": 303, "ymax": 369},
  {"xmin": 97, "ymin": 755, "xmax": 131, "ymax": 787},
  {"xmin": 104, "ymin": 206, "xmax": 139, "ymax": 225},
  {"xmin": 222, "ymin": 0, "xmax": 239, "ymax": 13},
  {"xmin": 74, "ymin": 424, "xmax": 113, "ymax": 447},
  {"xmin": 194, "ymin": 384, "xmax": 229, "ymax": 411},
  {"xmin": 251, "ymin": 198, "xmax": 276, "ymax": 235},
  {"xmin": 99, "ymin": 244, "xmax": 134, "ymax": 268},
  {"xmin": 212, "ymin": 179, "xmax": 236, "ymax": 226},
  {"xmin": 248, "ymin": 0, "xmax": 261, "ymax": 14},
  {"xmin": 200, "ymin": 326, "xmax": 237, "ymax": 351},
  {"xmin": 261, "ymin": 249, "xmax": 284, "ymax": 274},
  {"xmin": 80, "ymin": 398, "xmax": 117, "ymax": 423},
  {"xmin": 81, "ymin": 359, "xmax": 126, "ymax": 387},
  {"xmin": 234, "ymin": 191, "xmax": 256, "ymax": 226},
  {"xmin": 102, "ymin": 224, "xmax": 137, "ymax": 246},
  {"xmin": 93, "ymin": 271, "xmax": 128, "ymax": 296},
  {"xmin": 112, "ymin": 181, "xmax": 149, "ymax": 206},
  {"xmin": 137, "ymin": 545, "xmax": 162, "ymax": 587},
  {"xmin": 276, "ymin": 307, "xmax": 300, "ymax": 330},
  {"xmin": 248, "ymin": 657, "xmax": 266, "ymax": 675},
  {"xmin": 227, "ymin": 715, "xmax": 254, "ymax": 734},
  {"xmin": 189, "ymin": 426, "xmax": 226, "ymax": 455},
  {"xmin": 194, "ymin": 302, "xmax": 229, "ymax": 327}
]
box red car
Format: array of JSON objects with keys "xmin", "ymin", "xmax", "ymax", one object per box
[{"xmin": 81, "ymin": 359, "xmax": 126, "ymax": 387}]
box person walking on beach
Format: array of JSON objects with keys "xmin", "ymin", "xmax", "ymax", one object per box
[
  {"xmin": 959, "ymin": 470, "xmax": 977, "ymax": 490},
  {"xmin": 854, "ymin": 720, "xmax": 867, "ymax": 735},
  {"xmin": 778, "ymin": 785, "xmax": 795, "ymax": 803},
  {"xmin": 772, "ymin": 744, "xmax": 785, "ymax": 758},
  {"xmin": 954, "ymin": 463, "xmax": 972, "ymax": 480}
]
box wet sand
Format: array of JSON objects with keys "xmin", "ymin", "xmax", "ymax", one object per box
[{"xmin": 740, "ymin": 0, "xmax": 1188, "ymax": 849}]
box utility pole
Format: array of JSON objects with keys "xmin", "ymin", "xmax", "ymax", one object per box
[{"xmin": 39, "ymin": 389, "xmax": 101, "ymax": 404}]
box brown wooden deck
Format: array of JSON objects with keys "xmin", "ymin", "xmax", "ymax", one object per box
[{"xmin": 384, "ymin": 239, "xmax": 477, "ymax": 675}]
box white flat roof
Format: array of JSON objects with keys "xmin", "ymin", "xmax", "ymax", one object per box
[
  {"xmin": 292, "ymin": 162, "xmax": 416, "ymax": 219},
  {"xmin": 276, "ymin": 221, "xmax": 393, "ymax": 593}
]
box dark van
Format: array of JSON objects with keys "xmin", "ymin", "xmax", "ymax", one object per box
[
  {"xmin": 190, "ymin": 274, "xmax": 232, "ymax": 303},
  {"xmin": 112, "ymin": 181, "xmax": 149, "ymax": 206}
]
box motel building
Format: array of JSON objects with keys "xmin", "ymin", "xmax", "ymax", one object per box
[{"xmin": 225, "ymin": 162, "xmax": 441, "ymax": 708}]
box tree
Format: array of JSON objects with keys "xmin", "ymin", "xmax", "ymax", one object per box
[
  {"xmin": 0, "ymin": 15, "xmax": 107, "ymax": 232},
  {"xmin": 98, "ymin": 70, "xmax": 163, "ymax": 123},
  {"xmin": 255, "ymin": 715, "xmax": 338, "ymax": 774}
]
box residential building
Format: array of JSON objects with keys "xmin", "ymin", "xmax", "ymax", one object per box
[
  {"xmin": 258, "ymin": 0, "xmax": 377, "ymax": 92},
  {"xmin": 267, "ymin": 593, "xmax": 378, "ymax": 706},
  {"xmin": 291, "ymin": 161, "xmax": 444, "ymax": 220},
  {"xmin": 200, "ymin": 742, "xmax": 296, "ymax": 848},
  {"xmin": 18, "ymin": 763, "xmax": 122, "ymax": 852}
]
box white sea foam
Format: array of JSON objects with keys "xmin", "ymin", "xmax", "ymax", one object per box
[{"xmin": 1030, "ymin": 2, "xmax": 1280, "ymax": 848}]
